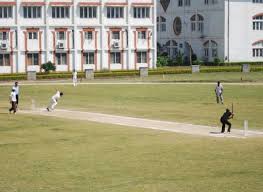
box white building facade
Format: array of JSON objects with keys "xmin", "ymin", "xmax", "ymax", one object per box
[
  {"xmin": 157, "ymin": 0, "xmax": 263, "ymax": 63},
  {"xmin": 0, "ymin": 0, "xmax": 157, "ymax": 74}
]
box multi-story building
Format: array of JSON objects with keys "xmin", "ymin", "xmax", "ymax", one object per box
[
  {"xmin": 0, "ymin": 0, "xmax": 157, "ymax": 73},
  {"xmin": 157, "ymin": 0, "xmax": 263, "ymax": 63}
]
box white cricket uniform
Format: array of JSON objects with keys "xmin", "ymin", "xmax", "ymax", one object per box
[
  {"xmin": 10, "ymin": 91, "xmax": 17, "ymax": 102},
  {"xmin": 215, "ymin": 84, "xmax": 224, "ymax": 104},
  {"xmin": 73, "ymin": 71, "xmax": 77, "ymax": 86},
  {"xmin": 49, "ymin": 91, "xmax": 61, "ymax": 110},
  {"xmin": 12, "ymin": 86, "xmax": 19, "ymax": 95}
]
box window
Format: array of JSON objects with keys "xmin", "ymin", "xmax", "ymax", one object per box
[
  {"xmin": 85, "ymin": 31, "xmax": 93, "ymax": 40},
  {"xmin": 253, "ymin": 0, "xmax": 263, "ymax": 3},
  {"xmin": 203, "ymin": 40, "xmax": 218, "ymax": 59},
  {"xmin": 80, "ymin": 6, "xmax": 97, "ymax": 18},
  {"xmin": 112, "ymin": 31, "xmax": 120, "ymax": 40},
  {"xmin": 253, "ymin": 48, "xmax": 263, "ymax": 57},
  {"xmin": 178, "ymin": 0, "xmax": 183, "ymax": 7},
  {"xmin": 137, "ymin": 51, "xmax": 147, "ymax": 63},
  {"xmin": 204, "ymin": 41, "xmax": 209, "ymax": 57},
  {"xmin": 0, "ymin": 54, "xmax": 10, "ymax": 66},
  {"xmin": 157, "ymin": 16, "xmax": 166, "ymax": 32},
  {"xmin": 133, "ymin": 7, "xmax": 150, "ymax": 18},
  {"xmin": 191, "ymin": 14, "xmax": 204, "ymax": 32},
  {"xmin": 252, "ymin": 41, "xmax": 263, "ymax": 57},
  {"xmin": 173, "ymin": 17, "xmax": 182, "ymax": 36},
  {"xmin": 107, "ymin": 7, "xmax": 124, "ymax": 18},
  {"xmin": 57, "ymin": 31, "xmax": 66, "ymax": 40},
  {"xmin": 178, "ymin": 0, "xmax": 191, "ymax": 7},
  {"xmin": 165, "ymin": 40, "xmax": 178, "ymax": 58},
  {"xmin": 0, "ymin": 32, "xmax": 8, "ymax": 40},
  {"xmin": 52, "ymin": 7, "xmax": 70, "ymax": 18},
  {"xmin": 56, "ymin": 53, "xmax": 67, "ymax": 65},
  {"xmin": 110, "ymin": 52, "xmax": 121, "ymax": 64},
  {"xmin": 205, "ymin": 0, "xmax": 218, "ymax": 5},
  {"xmin": 253, "ymin": 15, "xmax": 263, "ymax": 30},
  {"xmin": 83, "ymin": 52, "xmax": 94, "ymax": 64},
  {"xmin": 138, "ymin": 31, "xmax": 146, "ymax": 40},
  {"xmin": 185, "ymin": 0, "xmax": 191, "ymax": 6},
  {"xmin": 28, "ymin": 32, "xmax": 38, "ymax": 40},
  {"xmin": 27, "ymin": 53, "xmax": 39, "ymax": 65},
  {"xmin": 211, "ymin": 41, "xmax": 218, "ymax": 57},
  {"xmin": 0, "ymin": 6, "xmax": 12, "ymax": 18},
  {"xmin": 23, "ymin": 6, "xmax": 41, "ymax": 18}
]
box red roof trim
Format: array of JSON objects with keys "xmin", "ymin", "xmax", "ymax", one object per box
[
  {"xmin": 131, "ymin": 3, "xmax": 154, "ymax": 7},
  {"xmin": 252, "ymin": 40, "xmax": 263, "ymax": 46},
  {"xmin": 0, "ymin": 2, "xmax": 16, "ymax": 6},
  {"xmin": 79, "ymin": 2, "xmax": 101, "ymax": 6},
  {"xmin": 105, "ymin": 2, "xmax": 128, "ymax": 6},
  {"xmin": 21, "ymin": 2, "xmax": 46, "ymax": 6},
  {"xmin": 50, "ymin": 2, "xmax": 73, "ymax": 6}
]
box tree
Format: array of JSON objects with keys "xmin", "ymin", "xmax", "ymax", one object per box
[{"xmin": 41, "ymin": 61, "xmax": 56, "ymax": 73}]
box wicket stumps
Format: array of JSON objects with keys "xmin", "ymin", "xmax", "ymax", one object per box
[{"xmin": 244, "ymin": 120, "xmax": 248, "ymax": 137}]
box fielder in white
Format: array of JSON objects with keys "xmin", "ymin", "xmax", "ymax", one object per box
[
  {"xmin": 72, "ymin": 70, "xmax": 78, "ymax": 87},
  {"xmin": 47, "ymin": 90, "xmax": 64, "ymax": 111},
  {"xmin": 215, "ymin": 81, "xmax": 224, "ymax": 104}
]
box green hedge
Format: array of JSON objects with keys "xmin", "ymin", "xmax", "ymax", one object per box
[
  {"xmin": 200, "ymin": 66, "xmax": 242, "ymax": 73},
  {"xmin": 0, "ymin": 65, "xmax": 262, "ymax": 81},
  {"xmin": 0, "ymin": 75, "xmax": 26, "ymax": 81},
  {"xmin": 202, "ymin": 62, "xmax": 263, "ymax": 66}
]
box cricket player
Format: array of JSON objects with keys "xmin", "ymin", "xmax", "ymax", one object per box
[
  {"xmin": 220, "ymin": 108, "xmax": 234, "ymax": 133},
  {"xmin": 72, "ymin": 70, "xmax": 78, "ymax": 87},
  {"xmin": 12, "ymin": 82, "xmax": 19, "ymax": 107},
  {"xmin": 46, "ymin": 90, "xmax": 63, "ymax": 111},
  {"xmin": 215, "ymin": 81, "xmax": 224, "ymax": 104},
  {"xmin": 9, "ymin": 89, "xmax": 17, "ymax": 114}
]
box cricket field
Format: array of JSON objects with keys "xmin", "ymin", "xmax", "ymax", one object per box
[{"xmin": 0, "ymin": 72, "xmax": 263, "ymax": 192}]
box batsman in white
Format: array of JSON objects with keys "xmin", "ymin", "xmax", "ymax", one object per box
[
  {"xmin": 46, "ymin": 90, "xmax": 64, "ymax": 111},
  {"xmin": 72, "ymin": 69, "xmax": 78, "ymax": 87}
]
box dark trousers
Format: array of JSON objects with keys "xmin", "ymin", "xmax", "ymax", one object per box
[
  {"xmin": 221, "ymin": 119, "xmax": 231, "ymax": 133},
  {"xmin": 16, "ymin": 95, "xmax": 19, "ymax": 105},
  {"xmin": 9, "ymin": 101, "xmax": 17, "ymax": 113}
]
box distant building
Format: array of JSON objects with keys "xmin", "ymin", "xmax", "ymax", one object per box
[
  {"xmin": 157, "ymin": 0, "xmax": 263, "ymax": 63},
  {"xmin": 0, "ymin": 0, "xmax": 157, "ymax": 73}
]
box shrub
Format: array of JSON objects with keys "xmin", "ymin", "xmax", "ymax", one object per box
[
  {"xmin": 213, "ymin": 57, "xmax": 221, "ymax": 66},
  {"xmin": 157, "ymin": 55, "xmax": 169, "ymax": 67},
  {"xmin": 41, "ymin": 61, "xmax": 56, "ymax": 73},
  {"xmin": 175, "ymin": 52, "xmax": 184, "ymax": 66},
  {"xmin": 193, "ymin": 59, "xmax": 203, "ymax": 66}
]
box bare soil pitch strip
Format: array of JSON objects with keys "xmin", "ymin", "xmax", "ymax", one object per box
[{"xmin": 20, "ymin": 108, "xmax": 263, "ymax": 138}]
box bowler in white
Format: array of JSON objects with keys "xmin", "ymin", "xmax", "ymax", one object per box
[{"xmin": 47, "ymin": 91, "xmax": 64, "ymax": 111}]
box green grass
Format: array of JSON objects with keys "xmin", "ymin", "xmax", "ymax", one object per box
[
  {"xmin": 0, "ymin": 114, "xmax": 262, "ymax": 192},
  {"xmin": 1, "ymin": 83, "xmax": 262, "ymax": 129},
  {"xmin": 1, "ymin": 74, "xmax": 263, "ymax": 191}
]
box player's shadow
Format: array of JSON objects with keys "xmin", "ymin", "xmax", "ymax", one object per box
[{"xmin": 210, "ymin": 131, "xmax": 222, "ymax": 135}]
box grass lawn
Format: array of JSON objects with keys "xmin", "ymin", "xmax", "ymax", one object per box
[
  {"xmin": 0, "ymin": 74, "xmax": 263, "ymax": 192},
  {"xmin": 0, "ymin": 114, "xmax": 263, "ymax": 192},
  {"xmin": 1, "ymin": 82, "xmax": 262, "ymax": 129}
]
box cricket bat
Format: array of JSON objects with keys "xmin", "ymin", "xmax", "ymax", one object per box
[{"xmin": 231, "ymin": 103, "xmax": 234, "ymax": 119}]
